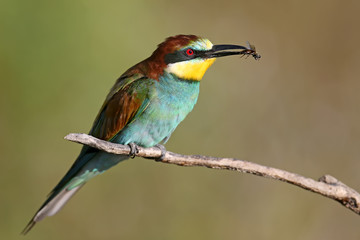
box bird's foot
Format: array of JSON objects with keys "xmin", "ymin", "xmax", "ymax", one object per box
[
  {"xmin": 128, "ymin": 143, "xmax": 139, "ymax": 158},
  {"xmin": 155, "ymin": 144, "xmax": 167, "ymax": 161}
]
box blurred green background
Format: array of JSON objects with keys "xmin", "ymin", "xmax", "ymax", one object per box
[{"xmin": 1, "ymin": 0, "xmax": 360, "ymax": 239}]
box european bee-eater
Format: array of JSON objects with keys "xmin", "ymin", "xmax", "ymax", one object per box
[{"xmin": 22, "ymin": 34, "xmax": 259, "ymax": 234}]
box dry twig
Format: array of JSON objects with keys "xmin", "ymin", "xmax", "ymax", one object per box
[{"xmin": 65, "ymin": 133, "xmax": 360, "ymax": 215}]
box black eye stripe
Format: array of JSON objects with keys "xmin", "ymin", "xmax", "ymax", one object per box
[{"xmin": 164, "ymin": 49, "xmax": 206, "ymax": 64}]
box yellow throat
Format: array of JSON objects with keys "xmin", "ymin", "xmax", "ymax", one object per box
[{"xmin": 166, "ymin": 58, "xmax": 216, "ymax": 81}]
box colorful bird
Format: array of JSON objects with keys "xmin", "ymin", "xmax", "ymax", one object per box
[{"xmin": 22, "ymin": 34, "xmax": 260, "ymax": 234}]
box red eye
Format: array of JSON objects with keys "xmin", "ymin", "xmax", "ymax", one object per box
[{"xmin": 186, "ymin": 49, "xmax": 194, "ymax": 56}]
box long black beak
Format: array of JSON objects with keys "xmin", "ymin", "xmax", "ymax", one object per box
[{"xmin": 205, "ymin": 43, "xmax": 261, "ymax": 60}]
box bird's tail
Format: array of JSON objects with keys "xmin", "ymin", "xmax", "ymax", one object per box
[
  {"xmin": 21, "ymin": 183, "xmax": 85, "ymax": 234},
  {"xmin": 22, "ymin": 150, "xmax": 128, "ymax": 235}
]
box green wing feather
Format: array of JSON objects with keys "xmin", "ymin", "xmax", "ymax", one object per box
[{"xmin": 51, "ymin": 73, "xmax": 150, "ymax": 194}]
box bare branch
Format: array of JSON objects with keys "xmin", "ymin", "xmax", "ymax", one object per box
[{"xmin": 65, "ymin": 133, "xmax": 360, "ymax": 215}]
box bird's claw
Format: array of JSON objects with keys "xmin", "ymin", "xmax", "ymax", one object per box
[
  {"xmin": 128, "ymin": 143, "xmax": 139, "ymax": 158},
  {"xmin": 155, "ymin": 144, "xmax": 167, "ymax": 161}
]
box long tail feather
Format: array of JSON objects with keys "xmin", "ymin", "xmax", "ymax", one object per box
[
  {"xmin": 21, "ymin": 184, "xmax": 85, "ymax": 235},
  {"xmin": 22, "ymin": 151, "xmax": 128, "ymax": 235}
]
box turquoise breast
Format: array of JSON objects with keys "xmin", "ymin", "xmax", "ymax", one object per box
[{"xmin": 113, "ymin": 72, "xmax": 200, "ymax": 147}]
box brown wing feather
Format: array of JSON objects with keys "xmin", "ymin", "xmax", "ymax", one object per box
[
  {"xmin": 90, "ymin": 74, "xmax": 146, "ymax": 141},
  {"xmin": 97, "ymin": 89, "xmax": 142, "ymax": 140}
]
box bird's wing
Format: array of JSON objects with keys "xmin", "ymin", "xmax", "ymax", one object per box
[
  {"xmin": 89, "ymin": 73, "xmax": 150, "ymax": 141},
  {"xmin": 50, "ymin": 73, "xmax": 150, "ymax": 194}
]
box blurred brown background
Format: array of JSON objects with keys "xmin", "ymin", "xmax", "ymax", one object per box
[{"xmin": 1, "ymin": 0, "xmax": 359, "ymax": 239}]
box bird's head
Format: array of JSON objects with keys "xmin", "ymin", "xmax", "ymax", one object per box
[{"xmin": 144, "ymin": 35, "xmax": 259, "ymax": 81}]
